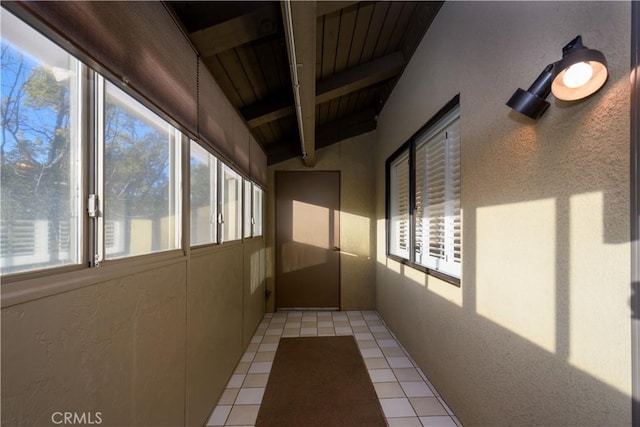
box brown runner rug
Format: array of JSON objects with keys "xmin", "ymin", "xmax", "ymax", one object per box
[{"xmin": 255, "ymin": 336, "xmax": 386, "ymax": 427}]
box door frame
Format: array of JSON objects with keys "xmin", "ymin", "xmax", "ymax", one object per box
[
  {"xmin": 631, "ymin": 1, "xmax": 639, "ymax": 425},
  {"xmin": 274, "ymin": 170, "xmax": 341, "ymax": 310}
]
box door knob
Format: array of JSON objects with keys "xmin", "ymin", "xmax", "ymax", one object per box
[{"xmin": 332, "ymin": 246, "xmax": 341, "ymax": 252}]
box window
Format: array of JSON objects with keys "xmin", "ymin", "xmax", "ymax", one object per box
[
  {"xmin": 244, "ymin": 179, "xmax": 252, "ymax": 239},
  {"xmin": 190, "ymin": 140, "xmax": 217, "ymax": 246},
  {"xmin": 386, "ymin": 96, "xmax": 461, "ymax": 283},
  {"xmin": 388, "ymin": 150, "xmax": 410, "ymax": 259},
  {"xmin": 252, "ymin": 185, "xmax": 263, "ymax": 237},
  {"xmin": 1, "ymin": 11, "xmax": 84, "ymax": 274},
  {"xmin": 102, "ymin": 81, "xmax": 181, "ymax": 259},
  {"xmin": 1, "ymin": 9, "xmax": 184, "ymax": 277},
  {"xmin": 414, "ymin": 107, "xmax": 461, "ymax": 277},
  {"xmin": 221, "ymin": 164, "xmax": 242, "ymax": 242},
  {"xmin": 2, "ymin": 8, "xmax": 265, "ymax": 279}
]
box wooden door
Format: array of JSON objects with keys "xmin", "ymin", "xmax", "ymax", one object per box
[{"xmin": 275, "ymin": 171, "xmax": 340, "ymax": 309}]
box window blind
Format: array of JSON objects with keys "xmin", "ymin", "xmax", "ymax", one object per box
[
  {"xmin": 414, "ymin": 108, "xmax": 461, "ymax": 277},
  {"xmin": 389, "ymin": 152, "xmax": 410, "ymax": 258}
]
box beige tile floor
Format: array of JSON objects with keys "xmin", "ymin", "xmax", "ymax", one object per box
[{"xmin": 207, "ymin": 311, "xmax": 462, "ymax": 427}]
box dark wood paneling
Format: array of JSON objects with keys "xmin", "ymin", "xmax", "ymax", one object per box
[
  {"xmin": 334, "ymin": 5, "xmax": 359, "ymax": 75},
  {"xmin": 217, "ymin": 49, "xmax": 257, "ymax": 107},
  {"xmin": 359, "ymin": 2, "xmax": 390, "ymax": 63},
  {"xmin": 321, "ymin": 11, "xmax": 341, "ymax": 78},
  {"xmin": 236, "ymin": 44, "xmax": 269, "ymax": 102},
  {"xmin": 189, "ymin": 3, "xmax": 280, "ymax": 56},
  {"xmin": 204, "ymin": 56, "xmax": 244, "ymax": 108},
  {"xmin": 386, "ymin": 2, "xmax": 417, "ymax": 54},
  {"xmin": 372, "ymin": 1, "xmax": 403, "ymax": 58},
  {"xmin": 167, "ymin": 0, "xmax": 442, "ymax": 163},
  {"xmin": 348, "ymin": 2, "xmax": 375, "ymax": 68}
]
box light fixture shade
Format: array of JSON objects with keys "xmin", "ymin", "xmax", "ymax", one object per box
[
  {"xmin": 506, "ymin": 64, "xmax": 554, "ymax": 120},
  {"xmin": 551, "ymin": 35, "xmax": 608, "ymax": 101}
]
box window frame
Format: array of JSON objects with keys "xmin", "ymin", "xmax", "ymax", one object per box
[
  {"xmin": 219, "ymin": 163, "xmax": 243, "ymax": 244},
  {"xmin": 243, "ymin": 179, "xmax": 253, "ymax": 239},
  {"xmin": 252, "ymin": 185, "xmax": 264, "ymax": 238},
  {"xmin": 0, "ymin": 10, "xmax": 89, "ymax": 279},
  {"xmin": 386, "ymin": 146, "xmax": 412, "ymax": 260},
  {"xmin": 1, "ymin": 7, "xmax": 186, "ymax": 281},
  {"xmin": 99, "ymin": 77, "xmax": 183, "ymax": 262},
  {"xmin": 385, "ymin": 94, "xmax": 461, "ymax": 287},
  {"xmin": 189, "ymin": 139, "xmax": 218, "ymax": 248}
]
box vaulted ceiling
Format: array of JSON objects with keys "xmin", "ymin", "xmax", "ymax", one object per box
[{"xmin": 168, "ymin": 1, "xmax": 442, "ymax": 165}]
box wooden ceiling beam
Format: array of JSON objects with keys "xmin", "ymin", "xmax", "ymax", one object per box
[
  {"xmin": 242, "ymin": 52, "xmax": 404, "ymax": 128},
  {"xmin": 281, "ymin": 0, "xmax": 317, "ymax": 166},
  {"xmin": 315, "ymin": 51, "xmax": 405, "ymax": 104},
  {"xmin": 241, "ymin": 93, "xmax": 295, "ymax": 128},
  {"xmin": 315, "ymin": 108, "xmax": 377, "ymax": 149},
  {"xmin": 266, "ymin": 108, "xmax": 377, "ymax": 165},
  {"xmin": 189, "ymin": 4, "xmax": 280, "ymax": 57}
]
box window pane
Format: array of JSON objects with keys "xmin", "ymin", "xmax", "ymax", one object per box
[
  {"xmin": 103, "ymin": 81, "xmax": 180, "ymax": 258},
  {"xmin": 414, "ymin": 107, "xmax": 461, "ymax": 277},
  {"xmin": 389, "ymin": 151, "xmax": 410, "ymax": 259},
  {"xmin": 190, "ymin": 141, "xmax": 216, "ymax": 246},
  {"xmin": 221, "ymin": 165, "xmax": 241, "ymax": 242},
  {"xmin": 253, "ymin": 186, "xmax": 263, "ymax": 237},
  {"xmin": 244, "ymin": 180, "xmax": 252, "ymax": 238},
  {"xmin": 1, "ymin": 11, "xmax": 83, "ymax": 274}
]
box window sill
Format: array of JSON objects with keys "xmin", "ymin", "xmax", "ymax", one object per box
[
  {"xmin": 386, "ymin": 254, "xmax": 461, "ymax": 287},
  {"xmin": 1, "ymin": 250, "xmax": 187, "ymax": 308}
]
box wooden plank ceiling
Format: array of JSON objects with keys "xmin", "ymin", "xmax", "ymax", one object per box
[{"xmin": 168, "ymin": 1, "xmax": 442, "ymax": 165}]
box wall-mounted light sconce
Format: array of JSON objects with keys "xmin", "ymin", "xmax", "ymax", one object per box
[{"xmin": 506, "ymin": 35, "xmax": 608, "ymax": 120}]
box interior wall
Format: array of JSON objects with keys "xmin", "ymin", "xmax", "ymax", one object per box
[
  {"xmin": 266, "ymin": 132, "xmax": 377, "ymax": 312},
  {"xmin": 187, "ymin": 245, "xmax": 243, "ymax": 427},
  {"xmin": 1, "ymin": 262, "xmax": 188, "ymax": 426},
  {"xmin": 2, "ymin": 238, "xmax": 265, "ymax": 427},
  {"xmin": 375, "ymin": 1, "xmax": 632, "ymax": 425},
  {"xmin": 1, "ymin": 3, "xmax": 267, "ymax": 426}
]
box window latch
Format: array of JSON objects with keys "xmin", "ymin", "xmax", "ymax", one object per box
[
  {"xmin": 218, "ymin": 213, "xmax": 224, "ymax": 224},
  {"xmin": 87, "ymin": 194, "xmax": 99, "ymax": 218}
]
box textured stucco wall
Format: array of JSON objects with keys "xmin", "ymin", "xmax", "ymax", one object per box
[
  {"xmin": 375, "ymin": 1, "xmax": 632, "ymax": 425},
  {"xmin": 2, "ymin": 241, "xmax": 265, "ymax": 427},
  {"xmin": 187, "ymin": 243, "xmax": 245, "ymax": 426},
  {"xmin": 243, "ymin": 238, "xmax": 267, "ymax": 345},
  {"xmin": 1, "ymin": 262, "xmax": 188, "ymax": 426},
  {"xmin": 266, "ymin": 132, "xmax": 377, "ymax": 312}
]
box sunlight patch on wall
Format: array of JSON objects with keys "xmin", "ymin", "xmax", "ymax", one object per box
[
  {"xmin": 427, "ymin": 276, "xmax": 462, "ymax": 307},
  {"xmin": 569, "ymin": 192, "xmax": 630, "ymax": 394},
  {"xmin": 250, "ymin": 248, "xmax": 265, "ymax": 294},
  {"xmin": 403, "ymin": 265, "xmax": 426, "ymax": 287},
  {"xmin": 292, "ymin": 200, "xmax": 329, "ymax": 249},
  {"xmin": 477, "ymin": 199, "xmax": 556, "ymax": 353},
  {"xmin": 340, "ymin": 212, "xmax": 370, "ymax": 257},
  {"xmin": 387, "ymin": 258, "xmax": 401, "ymax": 274}
]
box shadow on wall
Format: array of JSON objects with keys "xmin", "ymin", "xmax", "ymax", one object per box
[
  {"xmin": 376, "ymin": 70, "xmax": 632, "ymax": 424},
  {"xmin": 378, "ymin": 260, "xmax": 631, "ymax": 425}
]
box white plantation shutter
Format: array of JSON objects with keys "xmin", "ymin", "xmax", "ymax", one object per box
[
  {"xmin": 414, "ymin": 145, "xmax": 426, "ymax": 263},
  {"xmin": 426, "ymin": 131, "xmax": 446, "ymax": 260},
  {"xmin": 389, "ymin": 151, "xmax": 410, "ymax": 258},
  {"xmin": 414, "ymin": 107, "xmax": 461, "ymax": 277},
  {"xmin": 447, "ymin": 121, "xmax": 462, "ymax": 266}
]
